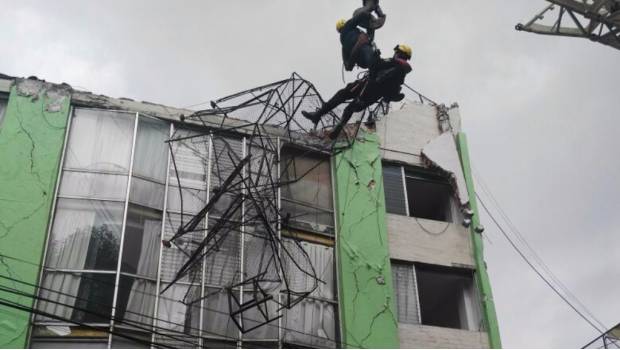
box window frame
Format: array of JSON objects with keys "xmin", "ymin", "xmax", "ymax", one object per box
[
  {"xmin": 32, "ymin": 108, "xmax": 341, "ymax": 348},
  {"xmin": 383, "ymin": 162, "xmax": 459, "ymax": 223},
  {"xmin": 391, "ymin": 260, "xmax": 483, "ymax": 332}
]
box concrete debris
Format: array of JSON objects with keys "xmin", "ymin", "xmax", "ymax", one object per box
[{"xmin": 421, "ymin": 132, "xmax": 469, "ymax": 206}]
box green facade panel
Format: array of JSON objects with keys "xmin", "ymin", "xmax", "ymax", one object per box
[
  {"xmin": 333, "ymin": 130, "xmax": 400, "ymax": 348},
  {"xmin": 0, "ymin": 80, "xmax": 71, "ymax": 348},
  {"xmin": 456, "ymin": 132, "xmax": 502, "ymax": 348}
]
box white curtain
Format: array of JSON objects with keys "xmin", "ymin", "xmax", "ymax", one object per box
[
  {"xmin": 283, "ymin": 298, "xmax": 336, "ymax": 347},
  {"xmin": 59, "ymin": 171, "xmax": 128, "ymax": 201},
  {"xmin": 46, "ymin": 199, "xmax": 123, "ymax": 270},
  {"xmin": 38, "ymin": 272, "xmax": 84, "ymax": 321},
  {"xmin": 391, "ymin": 262, "xmax": 420, "ymax": 324},
  {"xmin": 132, "ymin": 117, "xmax": 168, "ymax": 182},
  {"xmin": 282, "ymin": 240, "xmax": 334, "ymax": 300},
  {"xmin": 281, "ymin": 240, "xmax": 336, "ymax": 347},
  {"xmin": 64, "ymin": 109, "xmax": 134, "ymax": 173},
  {"xmin": 203, "ymin": 289, "xmax": 240, "ymax": 339}
]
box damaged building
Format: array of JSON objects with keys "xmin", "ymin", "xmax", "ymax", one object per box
[{"xmin": 0, "ymin": 73, "xmax": 501, "ymax": 349}]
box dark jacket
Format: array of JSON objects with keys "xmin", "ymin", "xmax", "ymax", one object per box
[
  {"xmin": 340, "ymin": 9, "xmax": 384, "ymax": 71},
  {"xmin": 363, "ymin": 57, "xmax": 412, "ymax": 102}
]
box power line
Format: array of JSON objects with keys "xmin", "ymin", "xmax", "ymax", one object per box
[
  {"xmin": 472, "ymin": 167, "xmax": 607, "ymax": 332},
  {"xmin": 0, "ymin": 253, "xmax": 346, "ymax": 348},
  {"xmin": 475, "ymin": 192, "xmax": 606, "ymax": 335}
]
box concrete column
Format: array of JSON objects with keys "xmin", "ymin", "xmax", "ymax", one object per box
[
  {"xmin": 333, "ymin": 129, "xmax": 400, "ymax": 348},
  {"xmin": 0, "ymin": 79, "xmax": 71, "ymax": 348}
]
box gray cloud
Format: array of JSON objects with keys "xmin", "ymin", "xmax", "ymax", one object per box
[{"xmin": 1, "ymin": 0, "xmax": 619, "ymax": 347}]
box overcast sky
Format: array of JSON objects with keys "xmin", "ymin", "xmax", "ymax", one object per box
[{"xmin": 2, "ymin": 1, "xmax": 619, "ymax": 348}]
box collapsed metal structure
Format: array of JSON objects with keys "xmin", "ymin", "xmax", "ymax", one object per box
[
  {"xmin": 159, "ymin": 73, "xmax": 389, "ymax": 333},
  {"xmin": 583, "ymin": 323, "xmax": 620, "ymax": 348},
  {"xmin": 517, "ymin": 0, "xmax": 620, "ymax": 51}
]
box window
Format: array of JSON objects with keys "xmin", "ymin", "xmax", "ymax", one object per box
[
  {"xmin": 391, "ymin": 261, "xmax": 482, "ymax": 331},
  {"xmin": 35, "ymin": 109, "xmax": 339, "ymax": 348},
  {"xmin": 280, "ymin": 147, "xmax": 334, "ymax": 235},
  {"xmin": 383, "ymin": 163, "xmax": 457, "ymax": 222}
]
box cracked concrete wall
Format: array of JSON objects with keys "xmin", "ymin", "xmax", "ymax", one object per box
[
  {"xmin": 0, "ymin": 79, "xmax": 71, "ymax": 348},
  {"xmin": 333, "ymin": 130, "xmax": 399, "ymax": 348},
  {"xmin": 386, "ymin": 214, "xmax": 475, "ymax": 269},
  {"xmin": 376, "ymin": 103, "xmax": 441, "ymax": 166},
  {"xmin": 456, "ymin": 133, "xmax": 502, "ymax": 348},
  {"xmin": 399, "ymin": 324, "xmax": 490, "ymax": 348}
]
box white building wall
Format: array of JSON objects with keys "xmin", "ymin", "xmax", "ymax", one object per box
[
  {"xmin": 386, "ymin": 214, "xmax": 475, "ymax": 269},
  {"xmin": 399, "ymin": 324, "xmax": 490, "ymax": 349},
  {"xmin": 378, "ymin": 102, "xmax": 490, "ymax": 348}
]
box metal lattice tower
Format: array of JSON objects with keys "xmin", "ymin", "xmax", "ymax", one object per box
[{"xmin": 516, "ymin": 0, "xmax": 620, "ymax": 51}]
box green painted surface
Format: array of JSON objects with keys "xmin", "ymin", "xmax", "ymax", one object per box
[
  {"xmin": 456, "ymin": 132, "xmax": 502, "ymax": 348},
  {"xmin": 0, "ymin": 81, "xmax": 71, "ymax": 348},
  {"xmin": 333, "ymin": 130, "xmax": 399, "ymax": 348}
]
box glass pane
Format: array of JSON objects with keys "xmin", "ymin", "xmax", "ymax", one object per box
[
  {"xmin": 37, "ymin": 272, "xmax": 115, "ymax": 324},
  {"xmin": 156, "ymin": 283, "xmax": 201, "ymax": 341},
  {"xmin": 280, "ymin": 200, "xmax": 334, "ymax": 234},
  {"xmin": 115, "ymin": 276, "xmax": 156, "ymax": 328},
  {"xmin": 46, "ymin": 199, "xmax": 123, "ymax": 271},
  {"xmin": 383, "ymin": 164, "xmax": 407, "ymax": 215},
  {"xmin": 210, "ymin": 136, "xmax": 243, "ymax": 191},
  {"xmin": 283, "ymin": 298, "xmax": 337, "ymax": 348},
  {"xmin": 391, "ymin": 262, "xmax": 419, "ymax": 324},
  {"xmin": 204, "ymin": 216, "xmax": 241, "ymax": 287},
  {"xmin": 167, "ymin": 186, "xmax": 207, "ymax": 214},
  {"xmin": 282, "ymin": 240, "xmax": 334, "ymax": 300},
  {"xmin": 240, "ymin": 292, "xmax": 279, "ymax": 340},
  {"xmin": 129, "ymin": 177, "xmax": 165, "ymax": 210},
  {"xmin": 160, "ymin": 213, "xmax": 204, "ymax": 284},
  {"xmin": 120, "ymin": 205, "xmax": 162, "ymax": 279},
  {"xmin": 169, "ymin": 129, "xmax": 209, "ymax": 190},
  {"xmin": 243, "ymin": 230, "xmax": 279, "ymax": 294},
  {"xmin": 280, "ymin": 148, "xmax": 333, "ymax": 233},
  {"xmin": 64, "ymin": 109, "xmax": 135, "ymax": 173},
  {"xmin": 133, "ymin": 116, "xmax": 169, "ymax": 182},
  {"xmin": 202, "ymin": 288, "xmax": 239, "ymax": 340},
  {"xmin": 58, "ymin": 171, "xmax": 127, "ymax": 201}
]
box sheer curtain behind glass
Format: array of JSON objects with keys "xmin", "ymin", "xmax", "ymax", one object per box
[
  {"xmin": 64, "ymin": 109, "xmax": 135, "ymax": 173},
  {"xmin": 40, "ymin": 108, "xmax": 135, "ymax": 325},
  {"xmin": 391, "ymin": 262, "xmax": 420, "ymax": 324},
  {"xmin": 282, "ymin": 240, "xmax": 337, "ymax": 348},
  {"xmin": 280, "ymin": 149, "xmax": 333, "ymax": 234}
]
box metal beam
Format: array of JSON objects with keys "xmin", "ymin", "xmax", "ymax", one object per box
[{"xmin": 516, "ymin": 0, "xmax": 620, "ymax": 51}]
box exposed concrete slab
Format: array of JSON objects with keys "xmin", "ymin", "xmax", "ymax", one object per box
[
  {"xmin": 376, "ymin": 103, "xmax": 441, "ymax": 164},
  {"xmin": 399, "ymin": 323, "xmax": 490, "ymax": 348},
  {"xmin": 386, "ymin": 214, "xmax": 475, "ymax": 268}
]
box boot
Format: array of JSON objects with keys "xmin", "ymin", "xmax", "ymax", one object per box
[{"xmin": 301, "ymin": 110, "xmax": 322, "ymax": 125}]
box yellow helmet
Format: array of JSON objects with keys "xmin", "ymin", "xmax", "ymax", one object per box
[
  {"xmin": 336, "ymin": 19, "xmax": 346, "ymax": 32},
  {"xmin": 394, "ymin": 44, "xmax": 413, "ymax": 59}
]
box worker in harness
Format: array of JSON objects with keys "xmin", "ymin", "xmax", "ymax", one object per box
[
  {"xmin": 337, "ymin": 0, "xmax": 386, "ymax": 72},
  {"xmin": 302, "ymin": 44, "xmax": 413, "ymax": 140}
]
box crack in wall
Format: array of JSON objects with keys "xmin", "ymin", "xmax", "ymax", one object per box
[
  {"xmin": 0, "ymin": 79, "xmax": 71, "ymax": 348},
  {"xmin": 335, "ymin": 131, "xmax": 399, "ymax": 348}
]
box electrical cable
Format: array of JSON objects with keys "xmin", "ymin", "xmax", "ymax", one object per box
[
  {"xmin": 472, "ymin": 166, "xmax": 607, "ymax": 332},
  {"xmin": 475, "ymin": 193, "xmax": 606, "ymax": 335},
  {"xmin": 0, "ymin": 254, "xmax": 347, "ymax": 348}
]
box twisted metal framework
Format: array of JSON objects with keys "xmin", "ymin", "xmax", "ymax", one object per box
[
  {"xmin": 159, "ymin": 73, "xmax": 389, "ymax": 334},
  {"xmin": 516, "ymin": 0, "xmax": 620, "ymax": 51},
  {"xmin": 583, "ymin": 323, "xmax": 620, "ymax": 348}
]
